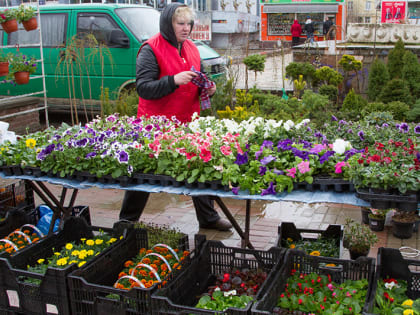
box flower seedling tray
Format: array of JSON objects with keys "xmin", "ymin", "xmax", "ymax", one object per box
[
  {"xmin": 364, "ymin": 247, "xmax": 420, "ymax": 315},
  {"xmin": 152, "ymin": 240, "xmax": 286, "ymax": 315},
  {"xmin": 0, "ymin": 217, "xmax": 128, "ymax": 315},
  {"xmin": 251, "ymin": 250, "xmax": 376, "ymax": 314},
  {"xmin": 356, "ymin": 188, "xmax": 418, "ymax": 211},
  {"xmin": 313, "ymin": 176, "xmax": 355, "ymax": 193},
  {"xmin": 67, "ymin": 227, "xmax": 190, "ymax": 315},
  {"xmin": 275, "ymin": 222, "xmax": 344, "ymax": 258}
]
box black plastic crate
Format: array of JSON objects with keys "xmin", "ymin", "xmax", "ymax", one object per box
[
  {"xmin": 0, "ymin": 180, "xmax": 34, "ymax": 214},
  {"xmin": 152, "ymin": 240, "xmax": 286, "ymax": 315},
  {"xmin": 251, "ymin": 250, "xmax": 376, "ymax": 314},
  {"xmin": 364, "ymin": 247, "xmax": 420, "ymax": 314},
  {"xmin": 275, "ymin": 222, "xmax": 344, "ymax": 258},
  {"xmin": 0, "ymin": 217, "xmax": 128, "ymax": 315},
  {"xmin": 67, "ymin": 227, "xmax": 190, "ymax": 315}
]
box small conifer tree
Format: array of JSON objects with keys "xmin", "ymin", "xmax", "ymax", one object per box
[
  {"xmin": 387, "ymin": 38, "xmax": 405, "ymax": 79},
  {"xmin": 402, "ymin": 50, "xmax": 420, "ymax": 99},
  {"xmin": 378, "ymin": 78, "xmax": 412, "ymax": 105},
  {"xmin": 367, "ymin": 58, "xmax": 389, "ymax": 101}
]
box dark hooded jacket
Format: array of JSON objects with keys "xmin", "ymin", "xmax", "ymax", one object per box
[{"xmin": 135, "ymin": 3, "xmax": 203, "ymax": 100}]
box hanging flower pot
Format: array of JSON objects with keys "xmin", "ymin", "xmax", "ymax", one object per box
[
  {"xmin": 22, "ymin": 17, "xmax": 37, "ymax": 31},
  {"xmin": 1, "ymin": 19, "xmax": 18, "ymax": 34},
  {"xmin": 13, "ymin": 71, "xmax": 30, "ymax": 85},
  {"xmin": 0, "ymin": 61, "xmax": 9, "ymax": 77}
]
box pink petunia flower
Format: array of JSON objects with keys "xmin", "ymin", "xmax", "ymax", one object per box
[
  {"xmin": 297, "ymin": 161, "xmax": 310, "ymax": 174},
  {"xmin": 286, "ymin": 167, "xmax": 296, "ymax": 178}
]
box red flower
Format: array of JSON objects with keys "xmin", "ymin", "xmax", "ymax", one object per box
[
  {"xmin": 223, "ymin": 273, "xmax": 230, "ymax": 282},
  {"xmin": 298, "ymin": 299, "xmax": 303, "ymax": 304},
  {"xmin": 368, "ymin": 154, "xmax": 381, "ymax": 162},
  {"xmin": 394, "ymin": 141, "xmax": 403, "ymax": 147},
  {"xmin": 383, "ymin": 157, "xmax": 392, "ymax": 164}
]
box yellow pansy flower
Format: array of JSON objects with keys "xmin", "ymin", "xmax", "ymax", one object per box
[
  {"xmin": 80, "ymin": 238, "xmax": 86, "ymax": 243},
  {"xmin": 78, "ymin": 253, "xmax": 87, "ymax": 260},
  {"xmin": 86, "ymin": 239, "xmax": 95, "ymax": 246},
  {"xmin": 87, "ymin": 250, "xmax": 94, "ymax": 256},
  {"xmin": 65, "ymin": 243, "xmax": 73, "ymax": 250},
  {"xmin": 57, "ymin": 258, "xmax": 67, "ymax": 266},
  {"xmin": 109, "ymin": 238, "xmax": 117, "ymax": 243},
  {"xmin": 69, "ymin": 260, "xmax": 78, "ymax": 265},
  {"xmin": 95, "ymin": 239, "xmax": 103, "ymax": 245},
  {"xmin": 78, "ymin": 261, "xmax": 86, "ymax": 267},
  {"xmin": 37, "ymin": 258, "xmax": 45, "ymax": 264},
  {"xmin": 71, "ymin": 250, "xmax": 80, "ymax": 256},
  {"xmin": 402, "ymin": 300, "xmax": 414, "ymax": 307},
  {"xmin": 310, "ymin": 251, "xmax": 321, "ymax": 256},
  {"xmin": 403, "ymin": 310, "xmax": 414, "ymax": 315},
  {"xmin": 54, "ymin": 252, "xmax": 61, "ymax": 256},
  {"xmin": 25, "ymin": 138, "xmax": 36, "ymax": 149}
]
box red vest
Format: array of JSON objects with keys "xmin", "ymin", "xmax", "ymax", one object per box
[{"xmin": 137, "ymin": 34, "xmax": 201, "ymax": 123}]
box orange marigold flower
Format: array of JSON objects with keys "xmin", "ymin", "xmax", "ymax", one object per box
[
  {"xmin": 162, "ymin": 281, "xmax": 167, "ymax": 286},
  {"xmin": 118, "ymin": 272, "xmax": 127, "ymax": 278},
  {"xmin": 142, "ymin": 258, "xmax": 151, "ymax": 264},
  {"xmin": 116, "ymin": 283, "xmax": 125, "ymax": 290},
  {"xmin": 140, "ymin": 270, "xmax": 147, "ymax": 277},
  {"xmin": 146, "ymin": 249, "xmax": 153, "ymax": 254},
  {"xmin": 124, "ymin": 260, "xmax": 134, "ymax": 268},
  {"xmin": 183, "ymin": 251, "xmax": 190, "ymax": 256},
  {"xmin": 33, "ymin": 238, "xmax": 39, "ymax": 242},
  {"xmin": 139, "ymin": 248, "xmax": 146, "ymax": 254},
  {"xmin": 173, "ymin": 263, "xmax": 179, "ymax": 269},
  {"xmin": 150, "ymin": 264, "xmax": 158, "ymax": 270},
  {"xmin": 165, "ymin": 254, "xmax": 172, "ymax": 260},
  {"xmin": 161, "ymin": 264, "xmax": 168, "ymax": 271}
]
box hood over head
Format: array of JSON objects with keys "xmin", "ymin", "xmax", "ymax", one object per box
[
  {"xmin": 293, "ymin": 19, "xmax": 299, "ymax": 24},
  {"xmin": 160, "ymin": 3, "xmax": 194, "ymax": 47}
]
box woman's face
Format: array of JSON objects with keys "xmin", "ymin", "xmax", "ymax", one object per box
[{"xmin": 173, "ymin": 16, "xmax": 191, "ymax": 43}]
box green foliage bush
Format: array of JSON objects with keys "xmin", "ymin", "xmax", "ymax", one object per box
[
  {"xmin": 243, "ymin": 54, "xmax": 266, "ymax": 80},
  {"xmin": 362, "ymin": 111, "xmax": 395, "ymax": 126},
  {"xmin": 402, "ymin": 50, "xmax": 420, "ymax": 99},
  {"xmin": 285, "ymin": 62, "xmax": 316, "ymax": 86},
  {"xmin": 367, "ymin": 58, "xmax": 389, "ymax": 101},
  {"xmin": 314, "ymin": 66, "xmax": 343, "ymax": 87},
  {"xmin": 407, "ymin": 100, "xmax": 420, "ymax": 122},
  {"xmin": 387, "ymin": 38, "xmax": 405, "ymax": 79},
  {"xmin": 319, "ymin": 84, "xmax": 338, "ymax": 102},
  {"xmin": 362, "ymin": 101, "xmax": 409, "ymax": 121},
  {"xmin": 341, "ymin": 89, "xmax": 368, "ymax": 121},
  {"xmin": 378, "ymin": 78, "xmax": 412, "ymax": 105}
]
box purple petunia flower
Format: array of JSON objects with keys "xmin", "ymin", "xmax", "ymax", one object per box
[
  {"xmin": 145, "ymin": 124, "xmax": 153, "ymax": 132},
  {"xmin": 292, "ymin": 148, "xmax": 309, "ymax": 160},
  {"xmin": 309, "ymin": 144, "xmax": 326, "ymax": 154},
  {"xmin": 415, "ymin": 124, "xmax": 420, "ymax": 134},
  {"xmin": 258, "ymin": 166, "xmax": 267, "ymax": 175},
  {"xmin": 262, "ymin": 140, "xmax": 273, "ymax": 149},
  {"xmin": 314, "ymin": 132, "xmax": 323, "ymax": 138},
  {"xmin": 358, "ymin": 130, "xmax": 364, "ymax": 141},
  {"xmin": 86, "ymin": 152, "xmax": 97, "ymax": 159},
  {"xmin": 382, "ymin": 123, "xmax": 389, "ymax": 128},
  {"xmin": 234, "ymin": 152, "xmax": 248, "ymax": 165},
  {"xmin": 319, "ymin": 151, "xmax": 335, "ymax": 164},
  {"xmin": 347, "ymin": 129, "xmax": 353, "ymax": 134},
  {"xmin": 331, "ymin": 115, "xmax": 338, "ymax": 121},
  {"xmin": 75, "ymin": 138, "xmax": 88, "ymax": 147},
  {"xmin": 399, "ymin": 123, "xmax": 409, "ymax": 133},
  {"xmin": 277, "ymin": 139, "xmax": 293, "ymax": 151},
  {"xmin": 344, "ymin": 148, "xmax": 364, "ymax": 161},
  {"xmin": 339, "ymin": 120, "xmax": 347, "ymax": 125},
  {"xmin": 255, "ymin": 148, "xmax": 263, "ymax": 160},
  {"xmin": 273, "ymin": 169, "xmax": 284, "ymax": 175},
  {"xmin": 117, "ymin": 150, "xmax": 129, "ymax": 163},
  {"xmin": 232, "ymin": 187, "xmax": 239, "ymax": 195},
  {"xmin": 261, "ymin": 181, "xmax": 276, "ymax": 196},
  {"xmin": 261, "ymin": 155, "xmax": 276, "ymax": 165}
]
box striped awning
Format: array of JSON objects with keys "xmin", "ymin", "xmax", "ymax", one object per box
[{"xmin": 263, "ymin": 4, "xmax": 339, "ymax": 13}]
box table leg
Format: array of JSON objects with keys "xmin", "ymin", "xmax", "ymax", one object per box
[{"xmin": 211, "ymin": 196, "xmax": 254, "ymax": 250}]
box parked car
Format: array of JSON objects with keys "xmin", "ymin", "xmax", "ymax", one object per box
[{"xmin": 0, "ymin": 4, "xmax": 227, "ymax": 111}]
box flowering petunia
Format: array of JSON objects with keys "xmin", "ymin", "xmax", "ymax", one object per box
[
  {"xmin": 261, "ymin": 181, "xmax": 276, "ymax": 196},
  {"xmin": 297, "ymin": 161, "xmax": 310, "ymax": 174},
  {"xmin": 199, "ymin": 148, "xmax": 212, "ymax": 162},
  {"xmin": 261, "ymin": 155, "xmax": 276, "ymax": 165},
  {"xmin": 358, "ymin": 130, "xmax": 365, "ymax": 141},
  {"xmin": 258, "ymin": 166, "xmax": 267, "ymax": 175},
  {"xmin": 234, "ymin": 152, "xmax": 248, "ymax": 165},
  {"xmin": 286, "ymin": 167, "xmax": 296, "ymax": 178},
  {"xmin": 117, "ymin": 150, "xmax": 129, "ymax": 163},
  {"xmin": 220, "ymin": 145, "xmax": 232, "ymax": 156}
]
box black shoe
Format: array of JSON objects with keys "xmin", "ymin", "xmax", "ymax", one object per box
[{"xmin": 200, "ymin": 219, "xmax": 232, "ymax": 231}]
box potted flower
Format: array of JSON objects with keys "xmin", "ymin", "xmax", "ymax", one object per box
[
  {"xmin": 343, "ymin": 218, "xmax": 378, "ymax": 260},
  {"xmin": 368, "ymin": 208, "xmax": 390, "ymax": 232},
  {"xmin": 0, "ymin": 8, "xmax": 18, "ymax": 34},
  {"xmin": 391, "ymin": 210, "xmax": 420, "ymax": 239},
  {"xmin": 0, "ymin": 50, "xmax": 11, "ymax": 77},
  {"xmin": 15, "ymin": 5, "xmax": 37, "ymax": 31},
  {"xmin": 8, "ymin": 52, "xmax": 37, "ymax": 85}
]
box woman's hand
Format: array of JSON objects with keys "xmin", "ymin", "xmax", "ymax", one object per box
[
  {"xmin": 174, "ymin": 71, "xmax": 197, "ymax": 86},
  {"xmin": 208, "ymin": 82, "xmax": 216, "ymax": 96}
]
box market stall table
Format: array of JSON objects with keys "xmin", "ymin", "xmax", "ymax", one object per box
[{"xmin": 0, "ymin": 172, "xmax": 371, "ymax": 249}]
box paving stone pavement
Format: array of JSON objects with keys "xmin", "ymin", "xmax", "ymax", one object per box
[{"xmin": 36, "ymin": 183, "xmax": 420, "ymax": 261}]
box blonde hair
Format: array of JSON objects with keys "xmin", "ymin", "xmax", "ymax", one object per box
[{"xmin": 173, "ymin": 6, "xmax": 195, "ymax": 24}]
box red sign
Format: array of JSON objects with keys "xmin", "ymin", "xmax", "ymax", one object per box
[{"xmin": 381, "ymin": 1, "xmax": 407, "ymax": 23}]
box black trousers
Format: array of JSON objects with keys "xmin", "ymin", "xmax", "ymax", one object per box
[
  {"xmin": 119, "ymin": 190, "xmax": 220, "ymax": 226},
  {"xmin": 292, "ymin": 37, "xmax": 300, "ymax": 47}
]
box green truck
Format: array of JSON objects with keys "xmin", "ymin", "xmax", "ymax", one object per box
[{"xmin": 0, "ymin": 4, "xmax": 226, "ymax": 113}]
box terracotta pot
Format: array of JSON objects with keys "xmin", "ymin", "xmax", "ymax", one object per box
[
  {"xmin": 13, "ymin": 71, "xmax": 30, "ymax": 85},
  {"xmin": 1, "ymin": 19, "xmax": 18, "ymax": 34},
  {"xmin": 22, "ymin": 17, "xmax": 38, "ymax": 31},
  {"xmin": 0, "ymin": 61, "xmax": 9, "ymax": 77}
]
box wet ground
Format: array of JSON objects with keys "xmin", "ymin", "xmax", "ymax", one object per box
[{"xmin": 33, "ymin": 182, "xmax": 420, "ymax": 260}]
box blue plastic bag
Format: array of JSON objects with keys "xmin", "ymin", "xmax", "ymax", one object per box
[{"xmin": 35, "ymin": 205, "xmax": 60, "ymax": 235}]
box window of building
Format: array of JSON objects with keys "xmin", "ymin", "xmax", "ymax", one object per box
[
  {"xmin": 365, "ymin": 16, "xmax": 371, "ymax": 23},
  {"xmin": 365, "ymin": 1, "xmax": 372, "ymax": 11},
  {"xmin": 348, "ymin": 1, "xmax": 353, "ymax": 11}
]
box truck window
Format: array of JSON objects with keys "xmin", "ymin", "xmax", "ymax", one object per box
[
  {"xmin": 77, "ymin": 13, "xmax": 123, "ymax": 47},
  {"xmin": 8, "ymin": 13, "xmax": 67, "ymax": 48}
]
